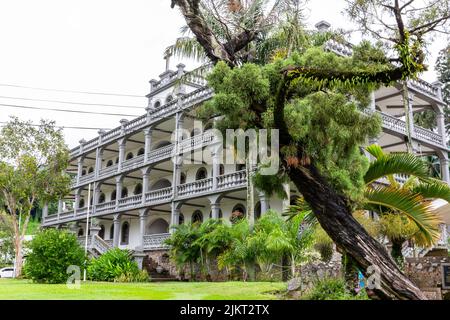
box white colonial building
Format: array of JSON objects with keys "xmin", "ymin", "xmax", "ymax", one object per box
[{"xmin": 41, "ymin": 36, "xmax": 450, "ymax": 268}]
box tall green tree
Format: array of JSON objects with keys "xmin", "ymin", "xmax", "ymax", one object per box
[
  {"xmin": 0, "ymin": 117, "xmax": 71, "ymax": 276},
  {"xmin": 436, "ymin": 45, "xmax": 450, "ymax": 135},
  {"xmin": 170, "ymin": 0, "xmax": 450, "ymax": 299}
]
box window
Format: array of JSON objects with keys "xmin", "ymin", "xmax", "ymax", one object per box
[
  {"xmin": 126, "ymin": 152, "xmax": 134, "ymax": 160},
  {"xmin": 81, "ymin": 169, "xmax": 86, "ymax": 176},
  {"xmin": 196, "ymin": 167, "xmax": 207, "ymax": 180},
  {"xmin": 179, "ymin": 213, "xmax": 184, "ymax": 225},
  {"xmin": 134, "ymin": 183, "xmax": 143, "ymax": 195},
  {"xmin": 180, "ymin": 173, "xmax": 186, "ymax": 185},
  {"xmin": 230, "ymin": 204, "xmax": 246, "ymax": 223},
  {"xmin": 109, "ymin": 224, "xmax": 114, "ymax": 240},
  {"xmin": 121, "ymin": 187, "xmax": 128, "ymax": 198},
  {"xmin": 111, "ymin": 190, "xmax": 117, "ymax": 201},
  {"xmin": 78, "ymin": 228, "xmax": 84, "ymax": 237},
  {"xmin": 166, "ymin": 95, "xmax": 173, "ymax": 103},
  {"xmin": 192, "ymin": 210, "xmax": 203, "ymax": 224},
  {"xmin": 106, "ymin": 160, "xmax": 113, "ymax": 167},
  {"xmin": 255, "ymin": 201, "xmax": 261, "ymax": 220},
  {"xmin": 88, "ymin": 167, "xmax": 94, "ymax": 174},
  {"xmin": 137, "ymin": 148, "xmax": 145, "ymax": 156},
  {"xmin": 115, "ymin": 157, "xmax": 119, "ymax": 164},
  {"xmin": 121, "ymin": 222, "xmax": 129, "ymax": 245},
  {"xmin": 154, "ymin": 101, "xmax": 161, "ymax": 108},
  {"xmin": 79, "ymin": 198, "xmax": 85, "ymax": 208},
  {"xmin": 99, "ymin": 225, "xmax": 105, "ymax": 239},
  {"xmin": 236, "ymin": 164, "xmax": 246, "ymax": 171},
  {"xmin": 99, "ymin": 193, "xmax": 106, "ymax": 204},
  {"xmin": 219, "ymin": 164, "xmax": 224, "ymax": 175}
]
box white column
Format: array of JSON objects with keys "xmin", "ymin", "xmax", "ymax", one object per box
[
  {"xmin": 115, "ymin": 176, "xmax": 123, "ymax": 209},
  {"xmin": 42, "ymin": 202, "xmax": 48, "ymax": 222},
  {"xmin": 172, "ymin": 113, "xmax": 184, "ymax": 199},
  {"xmin": 212, "ymin": 151, "xmax": 220, "ymax": 190},
  {"xmin": 76, "ymin": 157, "xmax": 84, "ymax": 185},
  {"xmin": 170, "ymin": 202, "xmax": 180, "ymax": 233},
  {"xmin": 210, "ymin": 203, "xmax": 220, "ymax": 219},
  {"xmin": 141, "ymin": 167, "xmax": 150, "ymax": 204},
  {"xmin": 74, "ymin": 189, "xmax": 80, "ymax": 213},
  {"xmin": 259, "ymin": 191, "xmax": 269, "ymax": 215},
  {"xmin": 94, "ymin": 148, "xmax": 103, "ymax": 178},
  {"xmin": 112, "ymin": 214, "xmax": 121, "ymax": 247},
  {"xmin": 143, "ymin": 128, "xmax": 153, "ymax": 163},
  {"xmin": 436, "ymin": 111, "xmax": 446, "ymax": 146},
  {"xmin": 139, "ymin": 209, "xmax": 147, "ymax": 248},
  {"xmin": 440, "ymin": 156, "xmax": 450, "ymax": 184},
  {"xmin": 117, "ymin": 138, "xmax": 126, "ymax": 172}
]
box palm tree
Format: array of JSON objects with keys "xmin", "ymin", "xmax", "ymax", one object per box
[{"xmin": 363, "ymin": 144, "xmax": 449, "ymax": 266}]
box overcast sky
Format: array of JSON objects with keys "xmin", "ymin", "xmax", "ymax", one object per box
[{"xmin": 0, "ymin": 0, "xmax": 447, "ymax": 149}]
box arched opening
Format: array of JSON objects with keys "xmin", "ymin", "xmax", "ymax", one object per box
[
  {"xmin": 109, "ymin": 224, "xmax": 114, "ymax": 240},
  {"xmin": 166, "ymin": 95, "xmax": 174, "ymax": 103},
  {"xmin": 231, "ymin": 204, "xmax": 246, "ymax": 223},
  {"xmin": 81, "ymin": 169, "xmax": 86, "ymax": 176},
  {"xmin": 179, "ymin": 213, "xmax": 185, "ymax": 225},
  {"xmin": 79, "ymin": 198, "xmax": 85, "ymax": 208},
  {"xmin": 219, "ymin": 164, "xmax": 224, "ymax": 175},
  {"xmin": 151, "ymin": 179, "xmax": 171, "ymax": 190},
  {"xmin": 98, "ymin": 193, "xmax": 106, "ymax": 204},
  {"xmin": 121, "ymin": 187, "xmax": 128, "ymax": 198},
  {"xmin": 111, "ymin": 190, "xmax": 117, "ymax": 201},
  {"xmin": 196, "ymin": 167, "xmax": 207, "ymax": 180},
  {"xmin": 134, "ymin": 183, "xmax": 143, "ymax": 195},
  {"xmin": 88, "ymin": 167, "xmax": 94, "ymax": 174},
  {"xmin": 255, "ymin": 201, "xmax": 261, "ymax": 220},
  {"xmin": 121, "ymin": 222, "xmax": 129, "ymax": 245},
  {"xmin": 154, "ymin": 101, "xmax": 161, "ymax": 108},
  {"xmin": 77, "ymin": 228, "xmax": 84, "ymax": 237},
  {"xmin": 146, "ymin": 219, "xmax": 169, "ymax": 234},
  {"xmin": 106, "ymin": 160, "xmax": 113, "ymax": 167},
  {"xmin": 126, "ymin": 152, "xmax": 134, "ymax": 160},
  {"xmin": 137, "ymin": 148, "xmax": 145, "ymax": 156},
  {"xmin": 192, "ymin": 210, "xmax": 203, "ymax": 224},
  {"xmin": 180, "ymin": 173, "xmax": 186, "ymax": 185},
  {"xmin": 98, "ymin": 225, "xmax": 105, "ymax": 239},
  {"xmin": 115, "ymin": 157, "xmax": 119, "ymax": 164}
]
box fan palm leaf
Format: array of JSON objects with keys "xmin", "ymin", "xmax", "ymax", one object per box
[{"xmin": 364, "ymin": 186, "xmax": 442, "ymax": 246}]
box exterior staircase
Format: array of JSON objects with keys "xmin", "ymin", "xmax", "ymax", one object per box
[
  {"xmin": 143, "ymin": 256, "xmax": 177, "ymax": 282},
  {"xmin": 78, "ymin": 234, "xmax": 112, "ymax": 257}
]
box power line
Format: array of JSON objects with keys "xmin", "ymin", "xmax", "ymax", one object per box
[
  {"xmin": 0, "ymin": 103, "xmax": 141, "ymax": 117},
  {"xmin": 0, "ymin": 95, "xmax": 144, "ymax": 109},
  {"xmin": 0, "ymin": 83, "xmax": 143, "ymax": 98},
  {"xmin": 0, "ymin": 122, "xmax": 111, "ymax": 131}
]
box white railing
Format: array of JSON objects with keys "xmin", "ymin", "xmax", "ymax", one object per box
[
  {"xmin": 79, "ymin": 172, "xmax": 94, "ymax": 185},
  {"xmin": 414, "ymin": 126, "xmax": 443, "ymax": 146},
  {"xmin": 92, "ymin": 234, "xmax": 112, "ymax": 254},
  {"xmin": 143, "ymin": 233, "xmax": 171, "ymax": 250},
  {"xmin": 217, "ymin": 170, "xmax": 247, "ymax": 189},
  {"xmin": 118, "ymin": 194, "xmax": 142, "ymax": 209},
  {"xmin": 76, "ymin": 206, "xmax": 87, "ymax": 216},
  {"xmin": 178, "ymin": 177, "xmax": 213, "ymax": 197},
  {"xmin": 145, "ymin": 187, "xmax": 173, "ymax": 204},
  {"xmin": 121, "ymin": 154, "xmax": 145, "ymax": 172},
  {"xmin": 96, "ymin": 200, "xmax": 116, "ymax": 213},
  {"xmin": 99, "ymin": 164, "xmax": 118, "ymax": 178},
  {"xmin": 150, "ymin": 99, "xmax": 178, "ymax": 120},
  {"xmin": 409, "ymin": 78, "xmax": 439, "ymax": 99},
  {"xmin": 147, "ymin": 144, "xmax": 174, "ymax": 163},
  {"xmin": 59, "ymin": 210, "xmax": 74, "ymax": 219}
]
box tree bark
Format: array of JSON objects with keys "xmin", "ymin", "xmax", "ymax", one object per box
[{"xmin": 287, "ymin": 164, "xmax": 426, "ymax": 299}]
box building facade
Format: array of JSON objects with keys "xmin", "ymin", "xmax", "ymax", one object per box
[{"xmin": 41, "ymin": 38, "xmax": 450, "ymax": 267}]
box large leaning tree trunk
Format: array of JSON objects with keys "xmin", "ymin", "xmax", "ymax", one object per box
[{"xmin": 170, "ymin": 0, "xmax": 428, "ymax": 299}]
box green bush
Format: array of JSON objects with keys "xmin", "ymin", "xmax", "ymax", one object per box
[
  {"xmin": 23, "ymin": 229, "xmax": 85, "ymax": 283},
  {"xmin": 302, "ymin": 277, "xmax": 369, "ymax": 300},
  {"xmin": 87, "ymin": 248, "xmax": 148, "ymax": 282}
]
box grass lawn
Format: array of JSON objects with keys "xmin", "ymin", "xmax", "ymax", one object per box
[{"xmin": 0, "ymin": 279, "xmax": 285, "ymax": 300}]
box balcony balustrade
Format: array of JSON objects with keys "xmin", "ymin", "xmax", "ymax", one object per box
[
  {"xmin": 143, "ymin": 233, "xmax": 170, "ymax": 250},
  {"xmin": 178, "ymin": 177, "xmax": 213, "ymax": 197},
  {"xmin": 118, "ymin": 194, "xmax": 142, "ymax": 209}
]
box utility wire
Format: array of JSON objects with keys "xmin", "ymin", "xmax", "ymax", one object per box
[
  {"xmin": 0, "ymin": 83, "xmax": 143, "ymax": 98},
  {"xmin": 0, "ymin": 95, "xmax": 144, "ymax": 109},
  {"xmin": 0, "ymin": 103, "xmax": 141, "ymax": 117},
  {"xmin": 0, "ymin": 122, "xmax": 111, "ymax": 130}
]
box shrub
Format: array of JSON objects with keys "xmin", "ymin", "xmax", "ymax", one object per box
[
  {"xmin": 23, "ymin": 229, "xmax": 85, "ymax": 283},
  {"xmin": 115, "ymin": 270, "xmax": 150, "ymax": 283},
  {"xmin": 301, "ymin": 277, "xmax": 369, "ymax": 300},
  {"xmin": 87, "ymin": 248, "xmax": 148, "ymax": 282}
]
